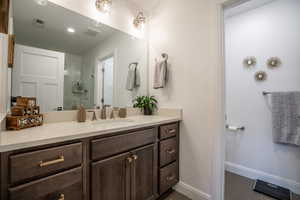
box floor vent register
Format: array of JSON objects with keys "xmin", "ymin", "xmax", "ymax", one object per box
[{"xmin": 253, "ymin": 180, "xmax": 291, "ymax": 200}]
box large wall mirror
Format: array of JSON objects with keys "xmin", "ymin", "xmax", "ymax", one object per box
[{"xmin": 11, "ymin": 0, "xmax": 148, "ymax": 112}]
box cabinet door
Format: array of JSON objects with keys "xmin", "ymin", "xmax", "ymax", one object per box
[
  {"xmin": 131, "ymin": 144, "xmax": 158, "ymax": 200},
  {"xmin": 91, "ymin": 152, "xmax": 131, "ymax": 200}
]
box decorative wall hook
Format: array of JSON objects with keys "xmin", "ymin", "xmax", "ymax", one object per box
[
  {"xmin": 255, "ymin": 71, "xmax": 267, "ymax": 81},
  {"xmin": 267, "ymin": 57, "xmax": 281, "ymax": 68},
  {"xmin": 243, "ymin": 56, "xmax": 256, "ymax": 68}
]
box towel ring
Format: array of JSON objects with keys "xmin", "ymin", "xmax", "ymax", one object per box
[{"xmin": 162, "ymin": 53, "xmax": 168, "ymax": 61}]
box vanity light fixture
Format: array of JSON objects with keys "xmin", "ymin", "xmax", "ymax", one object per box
[
  {"xmin": 95, "ymin": 0, "xmax": 112, "ymax": 13},
  {"xmin": 67, "ymin": 27, "xmax": 75, "ymax": 33},
  {"xmin": 133, "ymin": 12, "xmax": 146, "ymax": 29},
  {"xmin": 267, "ymin": 57, "xmax": 281, "ymax": 68}
]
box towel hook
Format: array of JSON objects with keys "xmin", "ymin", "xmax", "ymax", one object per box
[
  {"xmin": 162, "ymin": 53, "xmax": 168, "ymax": 61},
  {"xmin": 128, "ymin": 62, "xmax": 138, "ymax": 69}
]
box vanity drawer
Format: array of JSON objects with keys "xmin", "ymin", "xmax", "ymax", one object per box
[
  {"xmin": 10, "ymin": 143, "xmax": 82, "ymax": 184},
  {"xmin": 91, "ymin": 128, "xmax": 156, "ymax": 160},
  {"xmin": 9, "ymin": 167, "xmax": 83, "ymax": 200},
  {"xmin": 159, "ymin": 123, "xmax": 178, "ymax": 139},
  {"xmin": 159, "ymin": 162, "xmax": 179, "ymax": 194},
  {"xmin": 160, "ymin": 137, "xmax": 177, "ymax": 167}
]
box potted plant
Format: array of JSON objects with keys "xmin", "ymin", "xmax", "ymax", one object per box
[{"xmin": 133, "ymin": 95, "xmax": 158, "ymax": 115}]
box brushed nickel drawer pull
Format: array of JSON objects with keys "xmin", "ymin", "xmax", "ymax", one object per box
[
  {"xmin": 58, "ymin": 194, "xmax": 65, "ymax": 200},
  {"xmin": 168, "ymin": 129, "xmax": 176, "ymax": 134},
  {"xmin": 166, "ymin": 175, "xmax": 175, "ymax": 181},
  {"xmin": 39, "ymin": 155, "xmax": 65, "ymax": 167},
  {"xmin": 132, "ymin": 155, "xmax": 138, "ymax": 160},
  {"xmin": 166, "ymin": 149, "xmax": 176, "ymax": 154}
]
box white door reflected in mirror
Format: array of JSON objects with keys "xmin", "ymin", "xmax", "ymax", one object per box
[
  {"xmin": 12, "ymin": 45, "xmax": 64, "ymax": 112},
  {"xmin": 95, "ymin": 56, "xmax": 114, "ymax": 108}
]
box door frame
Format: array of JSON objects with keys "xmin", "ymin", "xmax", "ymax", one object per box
[
  {"xmin": 212, "ymin": 1, "xmax": 250, "ymax": 200},
  {"xmin": 94, "ymin": 50, "xmax": 117, "ymax": 107}
]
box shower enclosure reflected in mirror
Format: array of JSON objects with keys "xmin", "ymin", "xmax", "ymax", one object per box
[{"xmin": 11, "ymin": 0, "xmax": 148, "ymax": 112}]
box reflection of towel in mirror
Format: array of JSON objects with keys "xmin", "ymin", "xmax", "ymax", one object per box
[
  {"xmin": 126, "ymin": 63, "xmax": 140, "ymax": 91},
  {"xmin": 271, "ymin": 92, "xmax": 300, "ymax": 146},
  {"xmin": 153, "ymin": 60, "xmax": 167, "ymax": 89}
]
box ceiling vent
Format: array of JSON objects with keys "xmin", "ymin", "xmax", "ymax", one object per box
[
  {"xmin": 84, "ymin": 28, "xmax": 102, "ymax": 37},
  {"xmin": 32, "ymin": 18, "xmax": 45, "ymax": 28}
]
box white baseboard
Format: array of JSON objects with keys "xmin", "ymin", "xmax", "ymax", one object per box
[
  {"xmin": 174, "ymin": 181, "xmax": 211, "ymax": 200},
  {"xmin": 225, "ymin": 162, "xmax": 300, "ymax": 195}
]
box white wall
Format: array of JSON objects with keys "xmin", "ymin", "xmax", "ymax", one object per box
[
  {"xmin": 148, "ymin": 0, "xmax": 222, "ymax": 199},
  {"xmin": 82, "ymin": 32, "xmax": 148, "ymax": 108},
  {"xmin": 225, "ymin": 0, "xmax": 300, "ymax": 193}
]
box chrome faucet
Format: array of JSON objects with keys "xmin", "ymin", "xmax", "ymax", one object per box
[{"xmin": 88, "ymin": 111, "xmax": 97, "ymax": 121}]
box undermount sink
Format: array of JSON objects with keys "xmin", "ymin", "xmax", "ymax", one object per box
[{"xmin": 91, "ymin": 119, "xmax": 135, "ymax": 125}]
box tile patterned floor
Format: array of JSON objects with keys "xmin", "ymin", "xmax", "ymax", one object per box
[{"xmin": 225, "ymin": 172, "xmax": 300, "ymax": 200}]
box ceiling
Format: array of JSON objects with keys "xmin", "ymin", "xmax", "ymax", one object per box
[{"xmin": 13, "ymin": 0, "xmax": 118, "ymax": 55}]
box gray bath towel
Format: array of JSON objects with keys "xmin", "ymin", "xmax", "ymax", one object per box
[
  {"xmin": 126, "ymin": 63, "xmax": 140, "ymax": 91},
  {"xmin": 153, "ymin": 60, "xmax": 167, "ymax": 89},
  {"xmin": 271, "ymin": 92, "xmax": 300, "ymax": 146}
]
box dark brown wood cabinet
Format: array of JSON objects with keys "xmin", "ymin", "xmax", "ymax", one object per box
[
  {"xmin": 158, "ymin": 123, "xmax": 179, "ymax": 195},
  {"xmin": 9, "ymin": 167, "xmax": 83, "ymax": 200},
  {"xmin": 91, "ymin": 152, "xmax": 131, "ymax": 200},
  {"xmin": 91, "ymin": 144, "xmax": 158, "ymax": 200},
  {"xmin": 131, "ymin": 144, "xmax": 157, "ymax": 200},
  {"xmin": 0, "ymin": 122, "xmax": 180, "ymax": 200}
]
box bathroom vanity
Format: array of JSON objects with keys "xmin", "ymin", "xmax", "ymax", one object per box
[
  {"xmin": 0, "ymin": 116, "xmax": 180, "ymax": 200},
  {"xmin": 0, "ymin": 1, "xmax": 182, "ymax": 199}
]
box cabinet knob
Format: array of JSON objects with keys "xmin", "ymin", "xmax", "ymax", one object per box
[
  {"xmin": 127, "ymin": 157, "xmax": 133, "ymax": 163},
  {"xmin": 166, "ymin": 149, "xmax": 176, "ymax": 154},
  {"xmin": 58, "ymin": 194, "xmax": 65, "ymax": 200},
  {"xmin": 166, "ymin": 175, "xmax": 175, "ymax": 181},
  {"xmin": 132, "ymin": 155, "xmax": 138, "ymax": 160}
]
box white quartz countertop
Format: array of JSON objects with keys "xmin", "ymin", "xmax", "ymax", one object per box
[{"xmin": 0, "ymin": 115, "xmax": 181, "ymax": 152}]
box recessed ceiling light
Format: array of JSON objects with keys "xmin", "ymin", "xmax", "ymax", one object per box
[
  {"xmin": 35, "ymin": 0, "xmax": 48, "ymax": 6},
  {"xmin": 67, "ymin": 27, "xmax": 75, "ymax": 33}
]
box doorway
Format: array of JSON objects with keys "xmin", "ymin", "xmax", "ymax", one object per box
[
  {"xmin": 222, "ymin": 0, "xmax": 300, "ymax": 200},
  {"xmin": 12, "ymin": 44, "xmax": 64, "ymax": 112},
  {"xmin": 95, "ymin": 56, "xmax": 114, "ymax": 107}
]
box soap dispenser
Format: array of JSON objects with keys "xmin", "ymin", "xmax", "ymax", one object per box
[{"xmin": 77, "ymin": 105, "xmax": 86, "ymax": 123}]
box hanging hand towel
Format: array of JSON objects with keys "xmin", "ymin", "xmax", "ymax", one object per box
[
  {"xmin": 153, "ymin": 60, "xmax": 167, "ymax": 89},
  {"xmin": 134, "ymin": 65, "xmax": 141, "ymax": 87},
  {"xmin": 126, "ymin": 63, "xmax": 140, "ymax": 91},
  {"xmin": 271, "ymin": 92, "xmax": 300, "ymax": 146}
]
